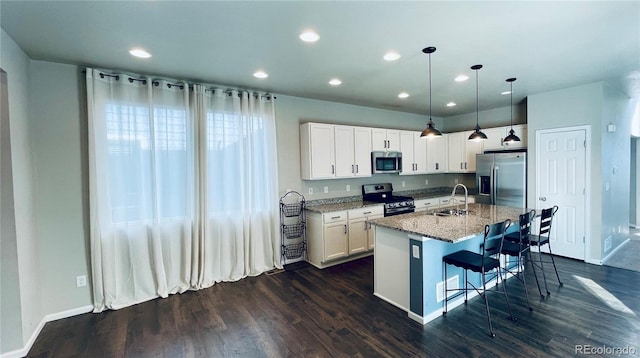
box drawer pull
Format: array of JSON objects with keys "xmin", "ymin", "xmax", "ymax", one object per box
[
  {"xmin": 331, "ymin": 216, "xmax": 341, "ymax": 219},
  {"xmin": 363, "ymin": 211, "xmax": 372, "ymax": 214}
]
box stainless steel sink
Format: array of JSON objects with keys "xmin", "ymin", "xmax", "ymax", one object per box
[{"xmin": 432, "ymin": 208, "xmax": 472, "ymax": 217}]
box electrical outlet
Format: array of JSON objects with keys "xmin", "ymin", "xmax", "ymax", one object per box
[
  {"xmin": 308, "ymin": 187, "xmax": 313, "ymax": 195},
  {"xmin": 402, "ymin": 181, "xmax": 406, "ymax": 187},
  {"xmin": 324, "ymin": 186, "xmax": 329, "ymax": 193},
  {"xmin": 346, "ymin": 184, "xmax": 350, "ymax": 192},
  {"xmin": 425, "ymin": 179, "xmax": 429, "ymax": 185},
  {"xmin": 454, "ymin": 178, "xmax": 459, "ymax": 184},
  {"xmin": 76, "ymin": 275, "xmax": 87, "ymax": 288}
]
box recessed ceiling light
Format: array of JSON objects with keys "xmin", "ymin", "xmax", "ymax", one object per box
[
  {"xmin": 383, "ymin": 51, "xmax": 401, "ymax": 61},
  {"xmin": 446, "ymin": 102, "xmax": 457, "ymax": 107},
  {"xmin": 253, "ymin": 71, "xmax": 268, "ymax": 79},
  {"xmin": 329, "ymin": 78, "xmax": 342, "ymax": 86},
  {"xmin": 398, "ymin": 92, "xmax": 409, "ymax": 99},
  {"xmin": 454, "ymin": 74, "xmax": 469, "ymax": 82},
  {"xmin": 129, "ymin": 48, "xmax": 151, "ymax": 59},
  {"xmin": 501, "ymin": 90, "xmax": 512, "ymax": 95},
  {"xmin": 299, "ymin": 30, "xmax": 320, "ymax": 42}
]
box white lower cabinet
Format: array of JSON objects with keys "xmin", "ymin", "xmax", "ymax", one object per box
[
  {"xmin": 307, "ymin": 206, "xmax": 383, "ymax": 268},
  {"xmin": 414, "ymin": 198, "xmax": 440, "ymax": 212}
]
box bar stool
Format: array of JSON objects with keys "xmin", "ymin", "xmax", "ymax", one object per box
[
  {"xmin": 501, "ymin": 209, "xmax": 537, "ymax": 309},
  {"xmin": 443, "ymin": 219, "xmax": 515, "ymax": 338},
  {"xmin": 527, "ymin": 206, "xmax": 563, "ymax": 295}
]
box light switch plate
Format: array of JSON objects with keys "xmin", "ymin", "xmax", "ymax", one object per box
[
  {"xmin": 324, "ymin": 186, "xmax": 328, "ymax": 193},
  {"xmin": 412, "ymin": 245, "xmax": 420, "ymax": 259}
]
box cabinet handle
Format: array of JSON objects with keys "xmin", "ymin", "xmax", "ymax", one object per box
[
  {"xmin": 465, "ymin": 162, "xmax": 468, "ymax": 170},
  {"xmin": 344, "ymin": 224, "xmax": 347, "ymax": 234},
  {"xmin": 331, "ymin": 216, "xmax": 341, "ymax": 219},
  {"xmin": 460, "ymin": 162, "xmax": 463, "ymax": 170},
  {"xmin": 355, "ymin": 164, "xmax": 359, "ymax": 173},
  {"xmin": 331, "ymin": 164, "xmax": 335, "ymax": 174},
  {"xmin": 352, "ymin": 164, "xmax": 355, "ymax": 173},
  {"xmin": 435, "ymin": 163, "xmax": 439, "ymax": 170},
  {"xmin": 363, "ymin": 211, "xmax": 372, "ymax": 214},
  {"xmin": 364, "ymin": 222, "xmax": 368, "ymax": 230}
]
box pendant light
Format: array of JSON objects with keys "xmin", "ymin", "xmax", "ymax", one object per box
[
  {"xmin": 503, "ymin": 77, "xmax": 521, "ymax": 143},
  {"xmin": 420, "ymin": 46, "xmax": 442, "ymax": 138},
  {"xmin": 468, "ymin": 64, "xmax": 487, "ymax": 141}
]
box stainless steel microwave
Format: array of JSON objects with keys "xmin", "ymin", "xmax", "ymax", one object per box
[{"xmin": 371, "ymin": 151, "xmax": 402, "ymax": 174}]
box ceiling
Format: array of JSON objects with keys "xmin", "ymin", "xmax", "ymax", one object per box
[{"xmin": 1, "ymin": 1, "xmax": 639, "ymax": 117}]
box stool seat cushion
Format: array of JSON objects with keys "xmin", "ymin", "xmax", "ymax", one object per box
[
  {"xmin": 501, "ymin": 241, "xmax": 529, "ymax": 256},
  {"xmin": 443, "ymin": 250, "xmax": 500, "ymax": 273}
]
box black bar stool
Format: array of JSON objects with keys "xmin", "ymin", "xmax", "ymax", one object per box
[
  {"xmin": 501, "ymin": 209, "xmax": 537, "ymax": 310},
  {"xmin": 527, "ymin": 206, "xmax": 563, "ymax": 295},
  {"xmin": 443, "ymin": 219, "xmax": 516, "ymax": 337}
]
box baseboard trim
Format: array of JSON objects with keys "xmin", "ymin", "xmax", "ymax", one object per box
[
  {"xmin": 0, "ymin": 305, "xmax": 93, "ymax": 358},
  {"xmin": 585, "ymin": 258, "xmax": 602, "ymax": 265},
  {"xmin": 601, "ymin": 238, "xmax": 631, "ymax": 265}
]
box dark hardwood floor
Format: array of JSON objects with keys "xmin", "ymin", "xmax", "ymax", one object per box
[{"xmin": 28, "ymin": 255, "xmax": 639, "ymax": 357}]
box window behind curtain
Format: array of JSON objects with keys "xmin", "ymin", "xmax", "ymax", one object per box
[{"xmin": 105, "ymin": 103, "xmax": 188, "ymax": 223}]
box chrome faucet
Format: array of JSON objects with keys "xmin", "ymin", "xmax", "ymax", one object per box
[{"xmin": 450, "ymin": 183, "xmax": 468, "ymax": 214}]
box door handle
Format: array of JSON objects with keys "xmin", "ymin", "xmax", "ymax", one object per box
[
  {"xmin": 331, "ymin": 165, "xmax": 335, "ymax": 174},
  {"xmin": 539, "ymin": 197, "xmax": 547, "ymax": 201}
]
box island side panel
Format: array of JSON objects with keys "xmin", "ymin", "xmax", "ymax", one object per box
[
  {"xmin": 373, "ymin": 226, "xmax": 410, "ymax": 312},
  {"xmin": 409, "ymin": 239, "xmax": 423, "ymax": 316}
]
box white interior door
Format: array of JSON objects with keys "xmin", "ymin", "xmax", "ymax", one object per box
[{"xmin": 536, "ymin": 128, "xmax": 587, "ymax": 260}]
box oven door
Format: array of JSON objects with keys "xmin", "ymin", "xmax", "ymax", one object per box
[{"xmin": 384, "ymin": 205, "xmax": 415, "ymax": 217}]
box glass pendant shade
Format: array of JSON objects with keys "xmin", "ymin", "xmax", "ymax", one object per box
[
  {"xmin": 420, "ymin": 46, "xmax": 442, "ymax": 138},
  {"xmin": 468, "ymin": 64, "xmax": 486, "ymax": 142},
  {"xmin": 503, "ymin": 77, "xmax": 521, "ymax": 143}
]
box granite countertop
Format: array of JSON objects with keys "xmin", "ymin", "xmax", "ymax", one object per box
[
  {"xmin": 369, "ymin": 203, "xmax": 531, "ymax": 244},
  {"xmin": 305, "ymin": 200, "xmax": 383, "ymax": 213},
  {"xmin": 305, "ymin": 189, "xmax": 474, "ymax": 214}
]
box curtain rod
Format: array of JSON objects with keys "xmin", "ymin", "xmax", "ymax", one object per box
[{"xmin": 83, "ymin": 68, "xmax": 276, "ymax": 99}]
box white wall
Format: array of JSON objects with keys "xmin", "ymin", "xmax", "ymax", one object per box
[
  {"xmin": 29, "ymin": 61, "xmax": 92, "ymax": 314},
  {"xmin": 442, "ymin": 101, "xmax": 526, "ymax": 133},
  {"xmin": 0, "ymin": 28, "xmax": 43, "ymax": 354},
  {"xmin": 527, "ymin": 81, "xmax": 633, "ymax": 262}
]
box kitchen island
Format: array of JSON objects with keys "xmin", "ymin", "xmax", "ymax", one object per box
[{"xmin": 368, "ymin": 203, "xmax": 530, "ymax": 324}]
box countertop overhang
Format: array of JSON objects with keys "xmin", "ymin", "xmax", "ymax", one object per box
[{"xmin": 369, "ymin": 203, "xmax": 532, "ymax": 243}]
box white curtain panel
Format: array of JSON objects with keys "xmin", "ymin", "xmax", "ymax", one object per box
[{"xmin": 86, "ymin": 69, "xmax": 280, "ymax": 312}]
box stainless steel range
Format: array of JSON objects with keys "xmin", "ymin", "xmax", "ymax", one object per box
[{"xmin": 362, "ymin": 183, "xmax": 415, "ymax": 217}]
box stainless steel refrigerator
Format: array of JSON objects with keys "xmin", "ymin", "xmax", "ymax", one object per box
[{"xmin": 476, "ymin": 151, "xmax": 527, "ymax": 208}]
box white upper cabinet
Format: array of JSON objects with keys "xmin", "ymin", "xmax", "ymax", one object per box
[
  {"xmin": 301, "ymin": 123, "xmax": 372, "ymax": 180},
  {"xmin": 482, "ymin": 127, "xmax": 507, "ymax": 151},
  {"xmin": 425, "ymin": 133, "xmax": 447, "ymax": 173},
  {"xmin": 447, "ymin": 131, "xmax": 482, "ymax": 173},
  {"xmin": 334, "ymin": 125, "xmax": 356, "ymax": 177},
  {"xmin": 301, "ymin": 123, "xmax": 336, "ymax": 179},
  {"xmin": 399, "ymin": 131, "xmax": 427, "ymax": 175},
  {"xmin": 371, "ymin": 128, "xmax": 400, "ymax": 151},
  {"xmin": 482, "ymin": 125, "xmax": 528, "ymax": 151},
  {"xmin": 353, "ymin": 127, "xmax": 373, "ymax": 176},
  {"xmin": 400, "ymin": 131, "xmax": 427, "ymax": 175}
]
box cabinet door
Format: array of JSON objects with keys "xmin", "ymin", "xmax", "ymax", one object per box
[
  {"xmin": 367, "ymin": 214, "xmax": 383, "ymax": 250},
  {"xmin": 447, "ymin": 132, "xmax": 465, "ymax": 173},
  {"xmin": 464, "ymin": 130, "xmax": 483, "ymax": 172},
  {"xmin": 503, "ymin": 124, "xmax": 527, "ymax": 149},
  {"xmin": 386, "ymin": 129, "xmax": 400, "ymax": 151},
  {"xmin": 482, "ymin": 127, "xmax": 507, "ymax": 151},
  {"xmin": 348, "ymin": 218, "xmax": 368, "ymax": 255},
  {"xmin": 334, "ymin": 125, "xmax": 355, "ymax": 177},
  {"xmin": 307, "ymin": 123, "xmax": 336, "ymax": 179},
  {"xmin": 324, "ymin": 222, "xmax": 348, "ymax": 261},
  {"xmin": 426, "ymin": 134, "xmax": 447, "ymax": 173},
  {"xmin": 399, "ymin": 131, "xmax": 416, "ymax": 174},
  {"xmin": 353, "ymin": 127, "xmax": 372, "ymax": 176},
  {"xmin": 413, "ymin": 132, "xmax": 428, "ymax": 174},
  {"xmin": 371, "ymin": 128, "xmax": 388, "ymax": 151}
]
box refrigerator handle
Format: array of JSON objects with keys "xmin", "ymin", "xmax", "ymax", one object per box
[{"xmin": 493, "ymin": 165, "xmax": 499, "ymax": 204}]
